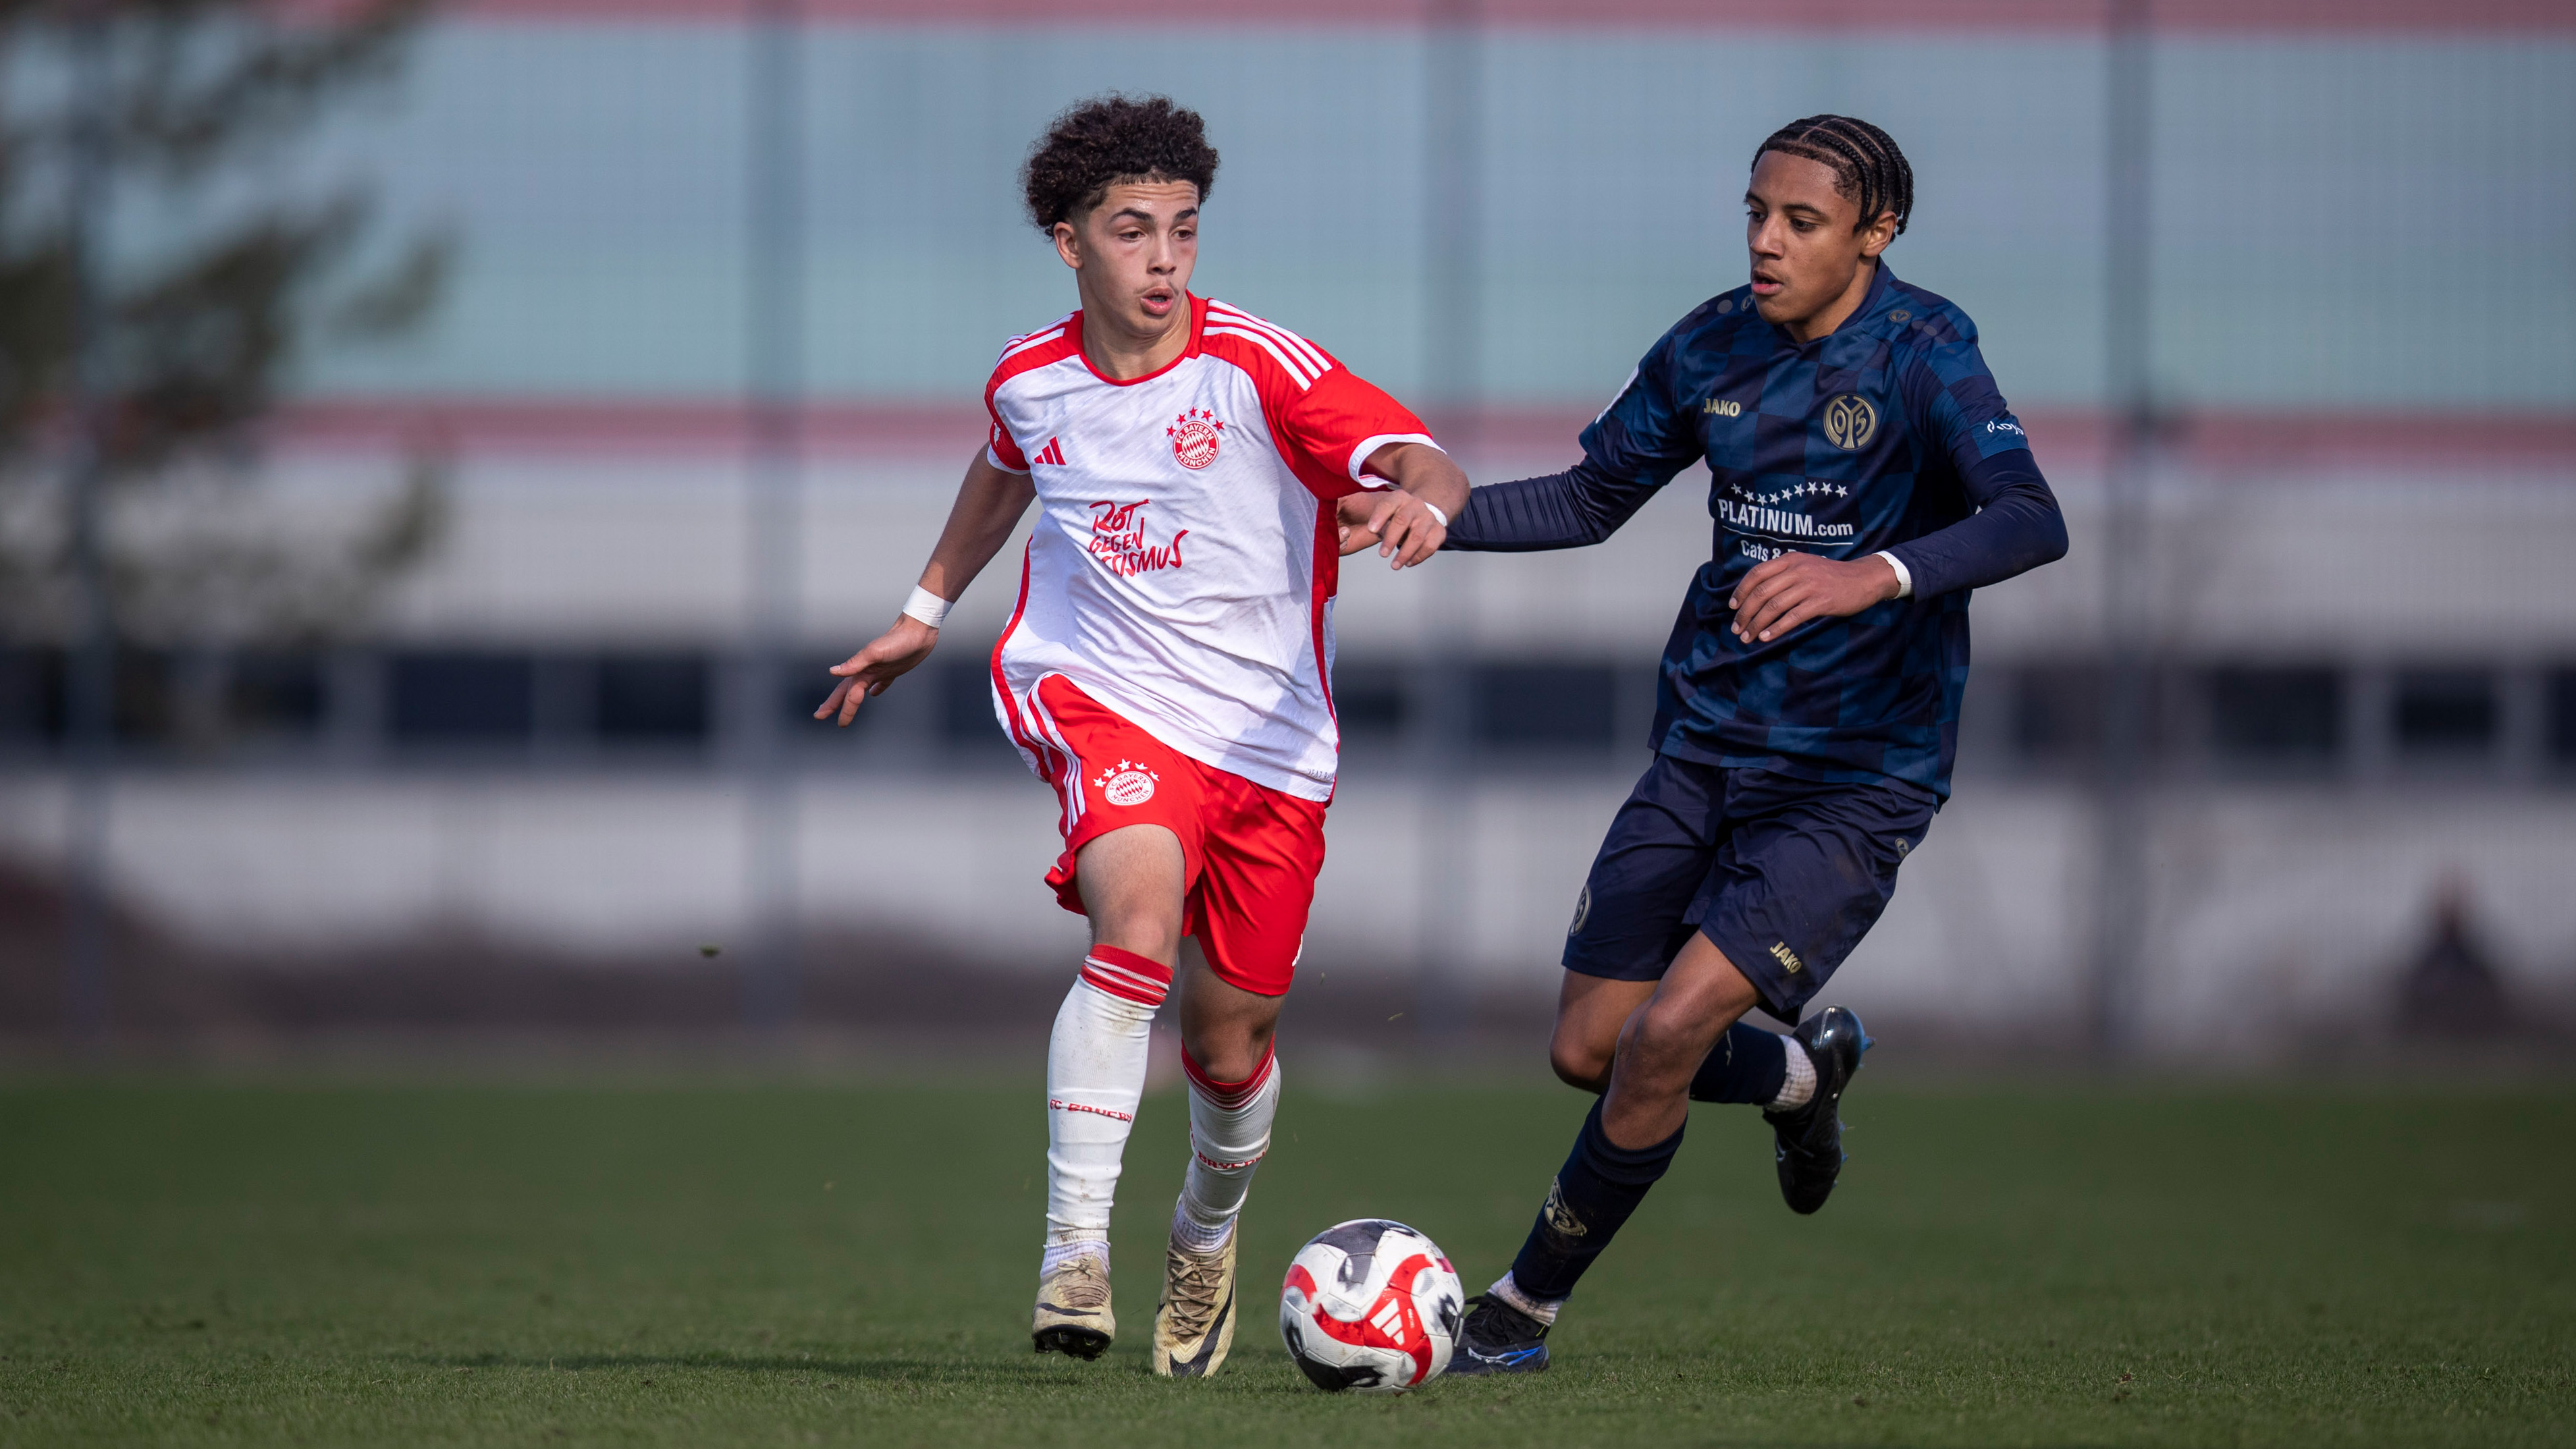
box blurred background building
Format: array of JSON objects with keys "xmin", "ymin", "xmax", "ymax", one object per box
[{"xmin": 1, "ymin": 0, "xmax": 2571, "ymax": 1056}]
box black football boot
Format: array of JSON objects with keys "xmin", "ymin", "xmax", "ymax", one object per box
[
  {"xmin": 1445, "ymin": 1293, "xmax": 1552, "ymax": 1376},
  {"xmin": 1762, "ymin": 1005, "xmax": 1872, "ymax": 1215}
]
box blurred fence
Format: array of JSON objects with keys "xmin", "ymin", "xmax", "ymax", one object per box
[{"xmin": 3, "ymin": 1, "xmax": 2573, "ymax": 1053}]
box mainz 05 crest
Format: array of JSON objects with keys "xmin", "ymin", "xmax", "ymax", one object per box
[{"xmin": 1822, "ymin": 393, "xmax": 1877, "ymax": 451}]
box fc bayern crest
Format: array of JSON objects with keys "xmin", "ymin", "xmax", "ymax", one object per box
[
  {"xmin": 1167, "ymin": 408, "xmax": 1225, "ymax": 470},
  {"xmin": 1092, "ymin": 759, "xmax": 1160, "ymax": 807}
]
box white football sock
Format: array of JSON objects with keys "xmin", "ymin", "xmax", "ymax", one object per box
[
  {"xmin": 1491, "ymin": 1272, "xmax": 1563, "ymax": 1326},
  {"xmin": 1043, "ymin": 945, "xmax": 1171, "ymax": 1265},
  {"xmin": 1173, "ymin": 1043, "xmax": 1280, "ymax": 1250},
  {"xmin": 1039, "ymin": 1240, "xmax": 1106, "ymax": 1278},
  {"xmin": 1770, "ymin": 1036, "xmax": 1817, "ymax": 1110}
]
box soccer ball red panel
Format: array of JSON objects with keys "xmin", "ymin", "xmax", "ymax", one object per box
[{"xmin": 1278, "ymin": 1218, "xmax": 1464, "ymax": 1393}]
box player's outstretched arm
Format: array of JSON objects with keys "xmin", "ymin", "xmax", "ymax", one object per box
[
  {"xmin": 1337, "ymin": 441, "xmax": 1469, "ymax": 569},
  {"xmin": 816, "ymin": 448, "xmax": 1036, "ymax": 726}
]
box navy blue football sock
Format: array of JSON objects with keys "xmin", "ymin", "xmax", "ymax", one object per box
[
  {"xmin": 1507, "ymin": 1099, "xmax": 1685, "ymax": 1304},
  {"xmin": 1686, "ymin": 1022, "xmax": 1789, "ymax": 1105}
]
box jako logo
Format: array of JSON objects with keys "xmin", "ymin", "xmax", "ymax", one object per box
[
  {"xmin": 1703, "ymin": 398, "xmax": 1743, "ymax": 418},
  {"xmin": 1769, "ymin": 941, "xmax": 1805, "ymax": 975}
]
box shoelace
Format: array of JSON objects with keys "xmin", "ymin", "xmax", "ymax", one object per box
[
  {"xmin": 1165, "ymin": 1251, "xmax": 1227, "ymax": 1333},
  {"xmin": 1049, "ymin": 1263, "xmax": 1110, "ymax": 1310}
]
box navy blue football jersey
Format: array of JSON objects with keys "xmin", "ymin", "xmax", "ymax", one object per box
[{"xmin": 1450, "ymin": 262, "xmax": 2060, "ymax": 799}]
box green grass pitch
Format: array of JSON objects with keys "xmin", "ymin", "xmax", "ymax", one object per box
[{"xmin": 1, "ymin": 1072, "xmax": 2568, "ymax": 1446}]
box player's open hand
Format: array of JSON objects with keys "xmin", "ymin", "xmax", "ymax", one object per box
[
  {"xmin": 1350, "ymin": 489, "xmax": 1447, "ymax": 569},
  {"xmin": 815, "ymin": 617, "xmax": 938, "ymax": 726},
  {"xmin": 1727, "ymin": 552, "xmax": 1904, "ymax": 645},
  {"xmin": 1333, "ymin": 493, "xmax": 1383, "ymax": 556}
]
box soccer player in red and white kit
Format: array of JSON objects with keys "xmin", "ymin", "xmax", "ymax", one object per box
[{"xmin": 816, "ymin": 97, "xmax": 1467, "ymax": 1378}]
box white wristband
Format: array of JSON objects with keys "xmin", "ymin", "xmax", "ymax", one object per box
[
  {"xmin": 900, "ymin": 585, "xmax": 951, "ymax": 629},
  {"xmin": 1418, "ymin": 497, "xmax": 1450, "ymax": 528},
  {"xmin": 1873, "ymin": 550, "xmax": 1914, "ymax": 600}
]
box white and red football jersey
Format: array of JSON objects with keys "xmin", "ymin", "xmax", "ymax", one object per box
[{"xmin": 983, "ymin": 296, "xmax": 1437, "ymax": 802}]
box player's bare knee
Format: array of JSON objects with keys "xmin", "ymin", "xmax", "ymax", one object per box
[
  {"xmin": 1089, "ymin": 908, "xmax": 1183, "ymax": 966},
  {"xmin": 1619, "ymin": 999, "xmax": 1711, "ymax": 1086},
  {"xmin": 1548, "ymin": 1032, "xmax": 1613, "ymax": 1093},
  {"xmin": 1181, "ymin": 1018, "xmax": 1271, "ymax": 1084}
]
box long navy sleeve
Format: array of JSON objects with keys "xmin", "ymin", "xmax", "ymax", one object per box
[
  {"xmin": 1885, "ymin": 448, "xmax": 2068, "ymax": 599},
  {"xmin": 1448, "ymin": 447, "xmax": 2067, "ymax": 600},
  {"xmin": 1443, "ymin": 456, "xmax": 1672, "ymax": 552},
  {"xmin": 1426, "ymin": 265, "xmax": 2066, "ymax": 798}
]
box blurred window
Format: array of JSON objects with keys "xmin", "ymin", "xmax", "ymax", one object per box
[
  {"xmin": 390, "ymin": 652, "xmax": 534, "ymax": 743},
  {"xmin": 597, "ymin": 654, "xmax": 709, "ymax": 744},
  {"xmin": 2393, "ymin": 669, "xmax": 2496, "ymax": 757},
  {"xmin": 0, "ymin": 648, "xmax": 63, "ymax": 742},
  {"xmin": 227, "ymin": 653, "xmax": 327, "ymax": 738},
  {"xmin": 2551, "ymin": 668, "xmax": 2576, "ymax": 768},
  {"xmin": 936, "ymin": 660, "xmax": 1022, "ymax": 764},
  {"xmin": 938, "ymin": 659, "xmax": 996, "ymax": 742},
  {"xmin": 2208, "ymin": 667, "xmax": 2340, "ymax": 761},
  {"xmin": 112, "ymin": 651, "xmax": 176, "ymax": 744},
  {"xmin": 1331, "ymin": 661, "xmax": 1410, "ymax": 742},
  {"xmin": 785, "ymin": 657, "xmax": 851, "ymax": 735},
  {"xmin": 1472, "ymin": 663, "xmax": 1616, "ymax": 748},
  {"xmin": 0, "ymin": 649, "xmax": 173, "ymax": 744},
  {"xmin": 2012, "ymin": 665, "xmax": 2103, "ymax": 763}
]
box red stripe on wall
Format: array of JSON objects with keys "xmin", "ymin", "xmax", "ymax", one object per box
[
  {"xmin": 357, "ymin": 0, "xmax": 2576, "ymax": 30},
  {"xmin": 280, "ymin": 398, "xmax": 992, "ymax": 458},
  {"xmin": 271, "ymin": 397, "xmax": 2576, "ymax": 471}
]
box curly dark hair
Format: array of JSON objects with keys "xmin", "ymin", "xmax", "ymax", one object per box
[
  {"xmin": 1021, "ymin": 94, "xmax": 1220, "ymax": 235},
  {"xmin": 1753, "ymin": 115, "xmax": 1914, "ymax": 236}
]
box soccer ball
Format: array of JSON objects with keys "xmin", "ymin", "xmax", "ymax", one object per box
[{"xmin": 1278, "ymin": 1218, "xmax": 1464, "ymax": 1393}]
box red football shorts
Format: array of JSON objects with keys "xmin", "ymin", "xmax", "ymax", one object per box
[{"xmin": 1021, "ymin": 674, "xmax": 1327, "ymax": 997}]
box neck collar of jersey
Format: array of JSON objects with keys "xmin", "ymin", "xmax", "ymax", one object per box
[
  {"xmin": 1779, "ymin": 258, "xmax": 1898, "ymax": 348},
  {"xmin": 1071, "ymin": 294, "xmax": 1206, "ymax": 387}
]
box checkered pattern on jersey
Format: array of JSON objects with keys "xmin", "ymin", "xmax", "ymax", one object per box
[{"xmin": 1582, "ymin": 264, "xmax": 2029, "ymax": 798}]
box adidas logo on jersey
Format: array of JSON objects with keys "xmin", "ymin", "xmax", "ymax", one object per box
[{"xmin": 1033, "ymin": 436, "xmax": 1067, "ymax": 466}]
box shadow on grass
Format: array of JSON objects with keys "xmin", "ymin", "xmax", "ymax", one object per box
[{"xmin": 389, "ymin": 1348, "xmax": 1309, "ymax": 1394}]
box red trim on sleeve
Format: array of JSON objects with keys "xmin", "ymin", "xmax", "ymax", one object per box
[
  {"xmin": 1198, "ymin": 300, "xmax": 1434, "ymax": 503},
  {"xmin": 982, "ymin": 315, "xmax": 1082, "ymax": 472}
]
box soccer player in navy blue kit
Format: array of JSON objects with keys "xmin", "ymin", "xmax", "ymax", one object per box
[{"xmin": 1422, "ymin": 116, "xmax": 2068, "ymax": 1373}]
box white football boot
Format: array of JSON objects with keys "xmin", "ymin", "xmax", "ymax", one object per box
[
  {"xmin": 1032, "ymin": 1254, "xmax": 1115, "ymax": 1359},
  {"xmin": 1150, "ymin": 1230, "xmax": 1239, "ymax": 1377}
]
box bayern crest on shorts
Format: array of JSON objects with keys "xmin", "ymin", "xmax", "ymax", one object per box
[
  {"xmin": 1092, "ymin": 759, "xmax": 1159, "ymax": 807},
  {"xmin": 1167, "ymin": 407, "xmax": 1225, "ymax": 470}
]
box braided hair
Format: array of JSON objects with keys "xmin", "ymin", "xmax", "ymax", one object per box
[{"xmin": 1753, "ymin": 115, "xmax": 1913, "ymax": 236}]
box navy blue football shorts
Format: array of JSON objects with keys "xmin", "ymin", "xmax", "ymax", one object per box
[{"xmin": 1561, "ymin": 754, "xmax": 1937, "ymax": 1020}]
